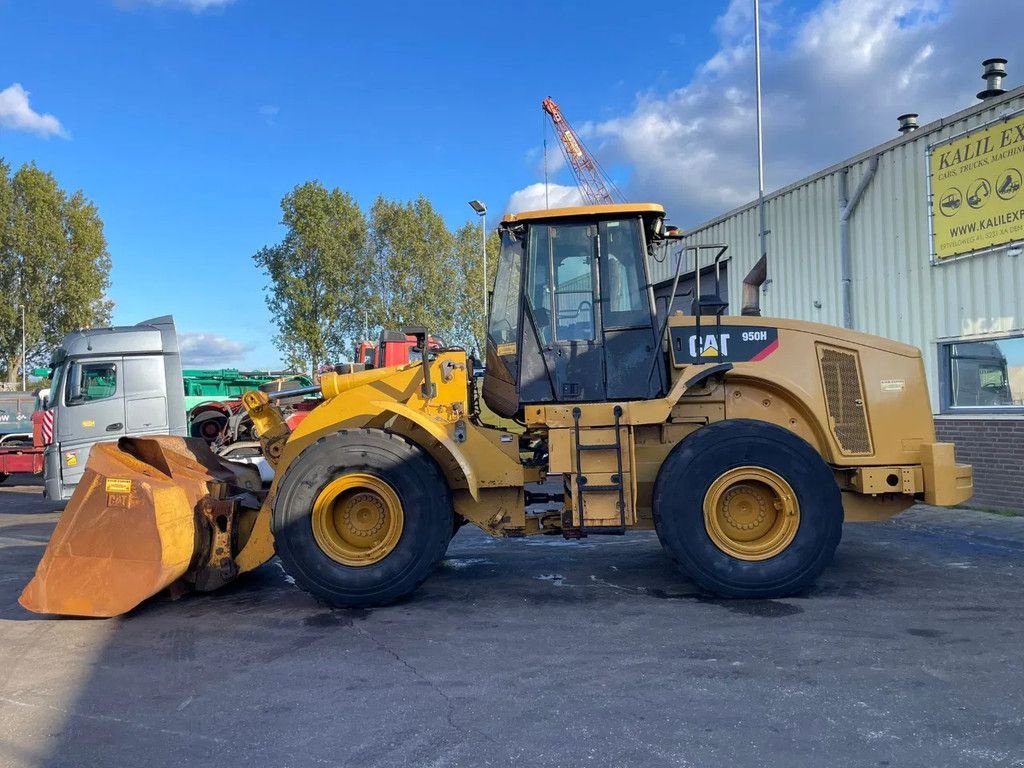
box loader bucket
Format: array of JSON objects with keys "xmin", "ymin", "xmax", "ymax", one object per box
[{"xmin": 20, "ymin": 436, "xmax": 263, "ymax": 618}]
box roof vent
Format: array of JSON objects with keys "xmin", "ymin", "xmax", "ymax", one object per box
[
  {"xmin": 897, "ymin": 113, "xmax": 919, "ymax": 134},
  {"xmin": 977, "ymin": 58, "xmax": 1008, "ymax": 100}
]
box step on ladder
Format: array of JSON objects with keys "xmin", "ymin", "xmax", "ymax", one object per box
[{"xmin": 570, "ymin": 405, "xmax": 629, "ymax": 534}]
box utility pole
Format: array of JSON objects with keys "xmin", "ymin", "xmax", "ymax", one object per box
[
  {"xmin": 754, "ymin": 0, "xmax": 768, "ymax": 267},
  {"xmin": 21, "ymin": 304, "xmax": 26, "ymax": 390}
]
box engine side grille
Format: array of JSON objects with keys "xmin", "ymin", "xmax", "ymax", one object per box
[{"xmin": 818, "ymin": 346, "xmax": 873, "ymax": 456}]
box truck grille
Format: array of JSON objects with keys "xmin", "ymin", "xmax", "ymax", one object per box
[{"xmin": 818, "ymin": 346, "xmax": 873, "ymax": 456}]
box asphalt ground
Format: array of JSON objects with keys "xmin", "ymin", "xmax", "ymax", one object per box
[{"xmin": 1, "ymin": 475, "xmax": 1022, "ymax": 768}]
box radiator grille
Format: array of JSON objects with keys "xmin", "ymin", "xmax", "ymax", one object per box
[{"xmin": 818, "ymin": 346, "xmax": 873, "ymax": 456}]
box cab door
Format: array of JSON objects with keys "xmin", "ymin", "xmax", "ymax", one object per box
[
  {"xmin": 520, "ymin": 221, "xmax": 605, "ymax": 403},
  {"xmin": 598, "ymin": 218, "xmax": 664, "ymax": 400},
  {"xmin": 57, "ymin": 357, "xmax": 126, "ymax": 491},
  {"xmin": 123, "ymin": 355, "xmax": 170, "ymax": 436}
]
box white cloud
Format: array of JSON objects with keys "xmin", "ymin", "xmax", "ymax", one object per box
[
  {"xmin": 506, "ymin": 183, "xmax": 584, "ymax": 214},
  {"xmin": 0, "ymin": 84, "xmax": 67, "ymax": 139},
  {"xmin": 525, "ymin": 143, "xmax": 567, "ymax": 179},
  {"xmin": 178, "ymin": 332, "xmax": 253, "ymax": 365},
  {"xmin": 511, "ymin": 0, "xmax": 1023, "ymax": 227}
]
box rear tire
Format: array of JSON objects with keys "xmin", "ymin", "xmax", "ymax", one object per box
[
  {"xmin": 273, "ymin": 429, "xmax": 453, "ymax": 608},
  {"xmin": 653, "ymin": 420, "xmax": 842, "ymax": 598},
  {"xmin": 0, "ymin": 472, "xmax": 8, "ymax": 485}
]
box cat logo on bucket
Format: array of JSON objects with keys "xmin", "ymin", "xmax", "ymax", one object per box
[{"xmin": 670, "ymin": 325, "xmax": 780, "ymax": 367}]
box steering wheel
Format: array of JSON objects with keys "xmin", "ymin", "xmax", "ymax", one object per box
[{"xmin": 577, "ymin": 301, "xmax": 592, "ymax": 318}]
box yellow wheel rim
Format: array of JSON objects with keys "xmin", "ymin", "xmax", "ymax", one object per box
[
  {"xmin": 703, "ymin": 466, "xmax": 800, "ymax": 561},
  {"xmin": 311, "ymin": 473, "xmax": 404, "ymax": 567}
]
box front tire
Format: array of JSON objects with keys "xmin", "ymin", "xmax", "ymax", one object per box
[
  {"xmin": 273, "ymin": 429, "xmax": 453, "ymax": 607},
  {"xmin": 653, "ymin": 420, "xmax": 842, "ymax": 598}
]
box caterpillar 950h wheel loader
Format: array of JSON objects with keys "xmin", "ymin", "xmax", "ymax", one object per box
[{"xmin": 20, "ymin": 203, "xmax": 974, "ymax": 617}]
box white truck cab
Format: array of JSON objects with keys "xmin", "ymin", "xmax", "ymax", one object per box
[{"xmin": 43, "ymin": 316, "xmax": 187, "ymax": 500}]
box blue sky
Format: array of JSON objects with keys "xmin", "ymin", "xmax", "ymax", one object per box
[{"xmin": 1, "ymin": 0, "xmax": 1018, "ymax": 368}]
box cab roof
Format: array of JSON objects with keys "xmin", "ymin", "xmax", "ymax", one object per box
[{"xmin": 501, "ymin": 203, "xmax": 665, "ymax": 224}]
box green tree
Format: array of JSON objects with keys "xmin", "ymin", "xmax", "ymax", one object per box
[
  {"xmin": 450, "ymin": 222, "xmax": 500, "ymax": 352},
  {"xmin": 253, "ymin": 181, "xmax": 369, "ymax": 374},
  {"xmin": 367, "ymin": 196, "xmax": 502, "ymax": 352},
  {"xmin": 0, "ymin": 160, "xmax": 112, "ymax": 384},
  {"xmin": 367, "ymin": 196, "xmax": 457, "ymax": 341}
]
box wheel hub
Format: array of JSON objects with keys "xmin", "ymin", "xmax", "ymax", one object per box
[
  {"xmin": 342, "ymin": 492, "xmax": 387, "ymax": 538},
  {"xmin": 703, "ymin": 466, "xmax": 800, "ymax": 561},
  {"xmin": 312, "ymin": 474, "xmax": 404, "ymax": 566}
]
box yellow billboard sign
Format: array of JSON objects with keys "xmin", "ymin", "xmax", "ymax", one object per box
[{"xmin": 930, "ymin": 111, "xmax": 1024, "ymax": 260}]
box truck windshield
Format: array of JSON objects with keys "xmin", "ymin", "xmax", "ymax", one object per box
[{"xmin": 47, "ymin": 365, "xmax": 64, "ymax": 410}]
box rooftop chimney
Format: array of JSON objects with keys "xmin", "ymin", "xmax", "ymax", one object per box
[
  {"xmin": 897, "ymin": 113, "xmax": 919, "ymax": 134},
  {"xmin": 977, "ymin": 58, "xmax": 1008, "ymax": 100}
]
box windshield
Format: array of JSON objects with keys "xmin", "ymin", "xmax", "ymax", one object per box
[
  {"xmin": 488, "ymin": 230, "xmax": 524, "ymax": 348},
  {"xmin": 47, "ymin": 364, "xmax": 64, "ymax": 410}
]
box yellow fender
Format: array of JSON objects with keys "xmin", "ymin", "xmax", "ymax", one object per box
[{"xmin": 371, "ymin": 400, "xmax": 480, "ymax": 501}]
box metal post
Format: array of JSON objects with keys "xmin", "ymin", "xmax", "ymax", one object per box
[
  {"xmin": 21, "ymin": 304, "xmax": 26, "ymax": 391},
  {"xmin": 838, "ymin": 155, "xmax": 879, "ymax": 329},
  {"xmin": 467, "ymin": 200, "xmax": 489, "ymax": 351},
  {"xmin": 754, "ymin": 0, "xmax": 767, "ymax": 266},
  {"xmin": 481, "ymin": 210, "xmax": 488, "ymax": 325},
  {"xmin": 544, "ymin": 138, "xmax": 550, "ymax": 209}
]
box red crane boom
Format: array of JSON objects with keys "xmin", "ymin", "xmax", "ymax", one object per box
[{"xmin": 542, "ymin": 96, "xmax": 619, "ymax": 205}]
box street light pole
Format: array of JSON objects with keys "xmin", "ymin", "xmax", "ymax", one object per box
[
  {"xmin": 20, "ymin": 304, "xmax": 26, "ymax": 391},
  {"xmin": 754, "ymin": 0, "xmax": 767, "ymax": 267},
  {"xmin": 468, "ymin": 200, "xmax": 488, "ymax": 348},
  {"xmin": 480, "ymin": 209, "xmax": 487, "ymax": 322}
]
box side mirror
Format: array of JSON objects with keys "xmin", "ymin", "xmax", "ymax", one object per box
[{"xmin": 68, "ymin": 362, "xmax": 82, "ymax": 403}]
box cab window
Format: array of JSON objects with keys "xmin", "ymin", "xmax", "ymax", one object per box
[
  {"xmin": 67, "ymin": 362, "xmax": 118, "ymax": 405},
  {"xmin": 526, "ymin": 222, "xmax": 596, "ymax": 343},
  {"xmin": 599, "ymin": 218, "xmax": 649, "ymax": 328},
  {"xmin": 488, "ymin": 230, "xmax": 524, "ymax": 347}
]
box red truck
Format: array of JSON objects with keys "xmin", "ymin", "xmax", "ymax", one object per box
[
  {"xmin": 0, "ymin": 404, "xmax": 47, "ymax": 484},
  {"xmin": 355, "ymin": 330, "xmax": 444, "ymax": 369}
]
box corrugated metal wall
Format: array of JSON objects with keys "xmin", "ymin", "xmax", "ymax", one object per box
[{"xmin": 654, "ymin": 89, "xmax": 1024, "ymax": 412}]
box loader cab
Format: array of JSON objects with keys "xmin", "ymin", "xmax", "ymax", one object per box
[{"xmin": 483, "ymin": 204, "xmax": 669, "ymax": 418}]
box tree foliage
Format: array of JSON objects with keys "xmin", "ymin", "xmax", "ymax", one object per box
[
  {"xmin": 0, "ymin": 160, "xmax": 112, "ymax": 384},
  {"xmin": 253, "ymin": 181, "xmax": 369, "ymax": 374},
  {"xmin": 450, "ymin": 221, "xmax": 500, "ymax": 350},
  {"xmin": 256, "ymin": 184, "xmax": 500, "ymax": 370}
]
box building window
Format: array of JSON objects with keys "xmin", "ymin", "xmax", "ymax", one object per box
[{"xmin": 941, "ymin": 335, "xmax": 1024, "ymax": 411}]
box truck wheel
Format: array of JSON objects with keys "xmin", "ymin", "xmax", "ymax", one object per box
[
  {"xmin": 652, "ymin": 419, "xmax": 842, "ymax": 598},
  {"xmin": 273, "ymin": 429, "xmax": 453, "ymax": 608},
  {"xmin": 0, "ymin": 473, "xmax": 8, "ymax": 485}
]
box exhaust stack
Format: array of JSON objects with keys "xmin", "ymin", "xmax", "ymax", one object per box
[{"xmin": 741, "ymin": 254, "xmax": 768, "ymax": 316}]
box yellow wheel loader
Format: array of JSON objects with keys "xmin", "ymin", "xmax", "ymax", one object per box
[{"xmin": 20, "ymin": 203, "xmax": 974, "ymax": 617}]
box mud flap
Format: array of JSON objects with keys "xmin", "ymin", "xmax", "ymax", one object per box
[{"xmin": 19, "ymin": 436, "xmax": 268, "ymax": 618}]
